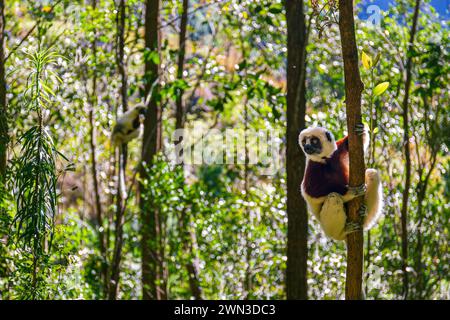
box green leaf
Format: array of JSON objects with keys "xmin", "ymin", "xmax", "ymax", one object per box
[
  {"xmin": 268, "ymin": 3, "xmax": 283, "ymax": 14},
  {"xmin": 373, "ymin": 82, "xmax": 389, "ymax": 96},
  {"xmin": 144, "ymin": 49, "xmax": 160, "ymax": 65},
  {"xmin": 362, "ymin": 51, "xmax": 372, "ymax": 69}
]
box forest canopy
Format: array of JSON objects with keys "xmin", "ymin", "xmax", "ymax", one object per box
[{"xmin": 0, "ymin": 0, "xmax": 448, "ymax": 300}]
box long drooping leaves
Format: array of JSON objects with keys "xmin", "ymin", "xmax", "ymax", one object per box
[
  {"xmin": 14, "ymin": 125, "xmax": 57, "ymax": 255},
  {"xmin": 13, "ymin": 48, "xmax": 65, "ymax": 258}
]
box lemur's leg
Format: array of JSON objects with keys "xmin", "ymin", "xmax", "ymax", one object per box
[
  {"xmin": 319, "ymin": 193, "xmax": 347, "ymax": 241},
  {"xmin": 301, "ymin": 185, "xmax": 326, "ymax": 221},
  {"xmin": 363, "ymin": 168, "xmax": 383, "ymax": 230}
]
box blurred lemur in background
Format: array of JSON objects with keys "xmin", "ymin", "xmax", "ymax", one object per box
[{"xmin": 111, "ymin": 104, "xmax": 147, "ymax": 147}]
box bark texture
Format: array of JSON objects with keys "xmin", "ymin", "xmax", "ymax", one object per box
[
  {"xmin": 338, "ymin": 0, "xmax": 365, "ymax": 300},
  {"xmin": 175, "ymin": 0, "xmax": 203, "ymax": 300},
  {"xmin": 285, "ymin": 0, "xmax": 308, "ymax": 300},
  {"xmin": 400, "ymin": 0, "xmax": 421, "ymax": 300},
  {"xmin": 88, "ymin": 0, "xmax": 108, "ymax": 297},
  {"xmin": 0, "ymin": 0, "xmax": 7, "ymax": 179},
  {"xmin": 140, "ymin": 0, "xmax": 164, "ymax": 300}
]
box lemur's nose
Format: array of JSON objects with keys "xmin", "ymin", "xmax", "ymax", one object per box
[{"xmin": 304, "ymin": 144, "xmax": 314, "ymax": 154}]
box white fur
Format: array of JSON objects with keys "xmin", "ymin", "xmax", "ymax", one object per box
[
  {"xmin": 299, "ymin": 127, "xmax": 337, "ymax": 163},
  {"xmin": 363, "ymin": 169, "xmax": 383, "ymax": 230},
  {"xmin": 111, "ymin": 106, "xmax": 145, "ymax": 146},
  {"xmin": 319, "ymin": 193, "xmax": 347, "ymax": 241}
]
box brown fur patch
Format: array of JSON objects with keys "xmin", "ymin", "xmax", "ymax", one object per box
[{"xmin": 303, "ymin": 136, "xmax": 349, "ymax": 198}]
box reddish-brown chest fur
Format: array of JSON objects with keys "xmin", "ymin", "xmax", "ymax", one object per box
[{"xmin": 302, "ymin": 137, "xmax": 350, "ymax": 198}]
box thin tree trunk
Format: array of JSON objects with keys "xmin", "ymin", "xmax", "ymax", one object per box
[
  {"xmin": 400, "ymin": 0, "xmax": 421, "ymax": 300},
  {"xmin": 414, "ymin": 153, "xmax": 437, "ymax": 298},
  {"xmin": 179, "ymin": 208, "xmax": 202, "ymax": 299},
  {"xmin": 88, "ymin": 0, "xmax": 108, "ymax": 298},
  {"xmin": 175, "ymin": 0, "xmax": 188, "ymax": 131},
  {"xmin": 0, "ymin": 0, "xmax": 7, "ymax": 179},
  {"xmin": 108, "ymin": 0, "xmax": 128, "ymax": 300},
  {"xmin": 285, "ymin": 0, "xmax": 308, "ymax": 300},
  {"xmin": 338, "ymin": 0, "xmax": 365, "ymax": 300},
  {"xmin": 174, "ymin": 0, "xmax": 203, "ymax": 300},
  {"xmin": 140, "ymin": 0, "xmax": 164, "ymax": 300}
]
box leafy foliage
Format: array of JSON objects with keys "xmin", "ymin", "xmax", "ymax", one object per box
[{"xmin": 0, "ymin": 0, "xmax": 448, "ymax": 300}]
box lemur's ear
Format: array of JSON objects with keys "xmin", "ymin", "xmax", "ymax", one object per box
[{"xmin": 325, "ymin": 131, "xmax": 333, "ymax": 142}]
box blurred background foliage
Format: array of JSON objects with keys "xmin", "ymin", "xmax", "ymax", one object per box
[{"xmin": 0, "ymin": 0, "xmax": 448, "ymax": 299}]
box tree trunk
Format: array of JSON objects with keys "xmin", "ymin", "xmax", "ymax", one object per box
[
  {"xmin": 175, "ymin": 0, "xmax": 188, "ymax": 131},
  {"xmin": 108, "ymin": 0, "xmax": 128, "ymax": 300},
  {"xmin": 0, "ymin": 0, "xmax": 7, "ymax": 179},
  {"xmin": 88, "ymin": 0, "xmax": 108, "ymax": 297},
  {"xmin": 338, "ymin": 0, "xmax": 365, "ymax": 300},
  {"xmin": 174, "ymin": 0, "xmax": 203, "ymax": 300},
  {"xmin": 399, "ymin": 0, "xmax": 421, "ymax": 300},
  {"xmin": 285, "ymin": 0, "xmax": 308, "ymax": 300},
  {"xmin": 140, "ymin": 0, "xmax": 164, "ymax": 300}
]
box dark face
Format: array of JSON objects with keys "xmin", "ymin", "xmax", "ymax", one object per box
[
  {"xmin": 301, "ymin": 136, "xmax": 322, "ymax": 155},
  {"xmin": 138, "ymin": 107, "xmax": 147, "ymax": 116}
]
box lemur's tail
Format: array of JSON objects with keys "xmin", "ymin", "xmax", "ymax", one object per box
[{"xmin": 363, "ymin": 169, "xmax": 383, "ymax": 230}]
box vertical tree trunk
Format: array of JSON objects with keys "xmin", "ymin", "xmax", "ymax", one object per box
[
  {"xmin": 285, "ymin": 0, "xmax": 308, "ymax": 300},
  {"xmin": 400, "ymin": 0, "xmax": 421, "ymax": 300},
  {"xmin": 174, "ymin": 0, "xmax": 203, "ymax": 300},
  {"xmin": 338, "ymin": 0, "xmax": 365, "ymax": 300},
  {"xmin": 0, "ymin": 0, "xmax": 7, "ymax": 179},
  {"xmin": 140, "ymin": 0, "xmax": 164, "ymax": 300},
  {"xmin": 88, "ymin": 0, "xmax": 108, "ymax": 297},
  {"xmin": 175, "ymin": 0, "xmax": 188, "ymax": 131},
  {"xmin": 108, "ymin": 0, "xmax": 128, "ymax": 300},
  {"xmin": 414, "ymin": 166, "xmax": 431, "ymax": 298}
]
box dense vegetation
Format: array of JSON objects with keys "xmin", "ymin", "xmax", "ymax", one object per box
[{"xmin": 0, "ymin": 0, "xmax": 448, "ymax": 300}]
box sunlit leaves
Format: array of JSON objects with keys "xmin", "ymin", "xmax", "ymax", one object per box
[
  {"xmin": 144, "ymin": 48, "xmax": 161, "ymax": 65},
  {"xmin": 373, "ymin": 81, "xmax": 389, "ymax": 96},
  {"xmin": 362, "ymin": 51, "xmax": 373, "ymax": 69},
  {"xmin": 22, "ymin": 49, "xmax": 64, "ymax": 111}
]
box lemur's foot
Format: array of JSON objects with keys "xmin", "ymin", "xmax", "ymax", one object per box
[
  {"xmin": 348, "ymin": 183, "xmax": 366, "ymax": 197},
  {"xmin": 355, "ymin": 123, "xmax": 366, "ymax": 136},
  {"xmin": 345, "ymin": 221, "xmax": 362, "ymax": 235},
  {"xmin": 358, "ymin": 203, "xmax": 367, "ymax": 221}
]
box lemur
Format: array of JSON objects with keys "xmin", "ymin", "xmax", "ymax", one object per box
[
  {"xmin": 111, "ymin": 104, "xmax": 147, "ymax": 198},
  {"xmin": 299, "ymin": 124, "xmax": 383, "ymax": 241},
  {"xmin": 111, "ymin": 104, "xmax": 147, "ymax": 147}
]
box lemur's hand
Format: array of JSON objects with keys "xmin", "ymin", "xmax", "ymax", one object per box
[
  {"xmin": 347, "ymin": 183, "xmax": 366, "ymax": 197},
  {"xmin": 355, "ymin": 123, "xmax": 366, "ymax": 136}
]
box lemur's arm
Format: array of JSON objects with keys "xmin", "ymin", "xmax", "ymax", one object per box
[{"xmin": 336, "ymin": 135, "xmax": 349, "ymax": 153}]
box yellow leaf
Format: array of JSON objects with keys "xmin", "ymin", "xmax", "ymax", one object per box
[
  {"xmin": 373, "ymin": 82, "xmax": 389, "ymax": 96},
  {"xmin": 42, "ymin": 6, "xmax": 52, "ymax": 13},
  {"xmin": 362, "ymin": 51, "xmax": 372, "ymax": 70}
]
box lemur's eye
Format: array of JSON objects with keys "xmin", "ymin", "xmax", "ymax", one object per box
[
  {"xmin": 311, "ymin": 138, "xmax": 319, "ymax": 145},
  {"xmin": 302, "ymin": 139, "xmax": 306, "ymax": 145}
]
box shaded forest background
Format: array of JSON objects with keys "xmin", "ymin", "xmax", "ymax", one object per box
[{"xmin": 0, "ymin": 0, "xmax": 448, "ymax": 299}]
